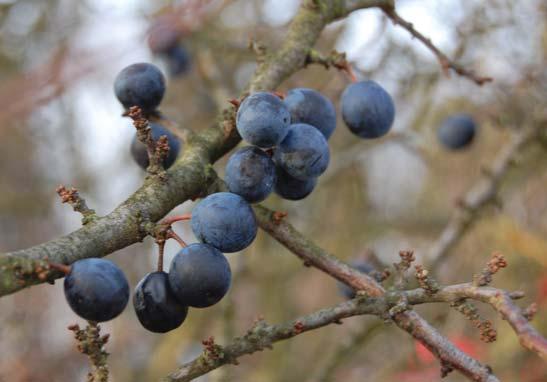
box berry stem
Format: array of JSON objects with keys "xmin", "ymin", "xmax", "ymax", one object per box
[
  {"xmin": 167, "ymin": 229, "xmax": 188, "ymax": 248},
  {"xmin": 48, "ymin": 262, "xmax": 71, "ymax": 275},
  {"xmin": 162, "ymin": 213, "xmax": 192, "ymax": 226},
  {"xmin": 157, "ymin": 240, "xmax": 165, "ymax": 272}
]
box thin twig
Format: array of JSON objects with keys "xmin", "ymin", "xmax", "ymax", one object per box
[
  {"xmin": 56, "ymin": 185, "xmax": 97, "ymax": 225},
  {"xmin": 428, "ymin": 127, "xmax": 539, "ymax": 270},
  {"xmin": 382, "ymin": 7, "xmax": 492, "ymax": 85},
  {"xmin": 68, "ymin": 322, "xmax": 110, "ymax": 382}
]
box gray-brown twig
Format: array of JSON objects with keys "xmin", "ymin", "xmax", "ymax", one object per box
[
  {"xmin": 428, "ymin": 126, "xmax": 540, "ymax": 270},
  {"xmin": 381, "ymin": 6, "xmax": 492, "ymax": 85},
  {"xmin": 56, "ymin": 185, "xmax": 97, "ymax": 225},
  {"xmin": 128, "ymin": 106, "xmax": 170, "ymax": 177},
  {"xmin": 68, "ymin": 322, "xmax": 110, "ymax": 382}
]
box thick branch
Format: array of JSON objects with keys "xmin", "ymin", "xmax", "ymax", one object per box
[{"xmin": 0, "ymin": 0, "xmax": 395, "ymax": 298}]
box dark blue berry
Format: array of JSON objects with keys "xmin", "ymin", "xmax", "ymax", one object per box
[
  {"xmin": 168, "ymin": 243, "xmax": 231, "ymax": 308},
  {"xmin": 130, "ymin": 122, "xmax": 181, "ymax": 170},
  {"xmin": 191, "ymin": 192, "xmax": 257, "ymax": 253},
  {"xmin": 437, "ymin": 114, "xmax": 477, "ymax": 150},
  {"xmin": 337, "ymin": 261, "xmax": 377, "ymax": 299},
  {"xmin": 274, "ymin": 166, "xmax": 317, "ymax": 200},
  {"xmin": 133, "ymin": 271, "xmax": 188, "ymax": 333},
  {"xmin": 275, "ymin": 123, "xmax": 330, "ymax": 180},
  {"xmin": 284, "ymin": 88, "xmax": 336, "ymax": 139},
  {"xmin": 64, "ymin": 258, "xmax": 129, "ymax": 322},
  {"xmin": 341, "ymin": 80, "xmax": 395, "ymax": 139},
  {"xmin": 114, "ymin": 63, "xmax": 165, "ymax": 113},
  {"xmin": 236, "ymin": 92, "xmax": 291, "ymax": 148},
  {"xmin": 225, "ymin": 146, "xmax": 276, "ymax": 203},
  {"xmin": 165, "ymin": 45, "xmax": 191, "ymax": 76}
]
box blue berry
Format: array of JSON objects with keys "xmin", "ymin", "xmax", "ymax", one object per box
[
  {"xmin": 133, "ymin": 271, "xmax": 188, "ymax": 333},
  {"xmin": 114, "ymin": 63, "xmax": 166, "ymax": 113},
  {"xmin": 236, "ymin": 92, "xmax": 291, "ymax": 148},
  {"xmin": 274, "ymin": 166, "xmax": 317, "ymax": 200},
  {"xmin": 130, "ymin": 122, "xmax": 181, "ymax": 170},
  {"xmin": 191, "ymin": 192, "xmax": 257, "ymax": 253},
  {"xmin": 341, "ymin": 80, "xmax": 395, "ymax": 139},
  {"xmin": 284, "ymin": 88, "xmax": 336, "ymax": 139},
  {"xmin": 225, "ymin": 146, "xmax": 276, "ymax": 203},
  {"xmin": 64, "ymin": 258, "xmax": 129, "ymax": 322},
  {"xmin": 438, "ymin": 114, "xmax": 477, "ymax": 150},
  {"xmin": 337, "ymin": 261, "xmax": 377, "ymax": 299},
  {"xmin": 168, "ymin": 244, "xmax": 231, "ymax": 308},
  {"xmin": 165, "ymin": 46, "xmax": 191, "ymax": 76},
  {"xmin": 275, "ymin": 123, "xmax": 330, "ymax": 180}
]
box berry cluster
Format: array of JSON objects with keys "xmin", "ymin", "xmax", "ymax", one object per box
[
  {"xmin": 227, "ymin": 81, "xmax": 396, "ymax": 203},
  {"xmin": 60, "ymin": 61, "xmax": 478, "ymax": 334}
]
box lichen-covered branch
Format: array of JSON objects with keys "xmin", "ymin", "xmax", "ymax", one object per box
[{"xmin": 0, "ymin": 0, "xmax": 393, "ymax": 298}]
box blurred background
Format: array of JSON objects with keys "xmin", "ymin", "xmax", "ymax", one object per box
[{"xmin": 0, "ymin": 0, "xmax": 546, "ymax": 381}]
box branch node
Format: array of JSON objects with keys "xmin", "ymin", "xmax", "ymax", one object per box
[
  {"xmin": 415, "ymin": 265, "xmax": 440, "ymax": 295},
  {"xmin": 293, "ymin": 321, "xmax": 305, "ymax": 335},
  {"xmin": 56, "ymin": 185, "xmax": 97, "ymax": 225},
  {"xmin": 522, "ymin": 303, "xmax": 538, "ymax": 322},
  {"xmin": 305, "ymin": 49, "xmax": 356, "ymax": 81},
  {"xmin": 272, "ymin": 211, "xmax": 288, "ymax": 224},
  {"xmin": 473, "ymin": 252, "xmax": 507, "ymax": 286},
  {"xmin": 202, "ymin": 336, "xmax": 224, "ymax": 362}
]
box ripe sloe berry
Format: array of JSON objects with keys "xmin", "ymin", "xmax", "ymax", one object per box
[
  {"xmin": 130, "ymin": 122, "xmax": 181, "ymax": 170},
  {"xmin": 275, "ymin": 123, "xmax": 330, "ymax": 180},
  {"xmin": 341, "ymin": 80, "xmax": 395, "ymax": 139},
  {"xmin": 274, "ymin": 166, "xmax": 317, "ymax": 201},
  {"xmin": 168, "ymin": 243, "xmax": 231, "ymax": 308},
  {"xmin": 236, "ymin": 92, "xmax": 291, "ymax": 148},
  {"xmin": 437, "ymin": 114, "xmax": 477, "ymax": 150},
  {"xmin": 225, "ymin": 146, "xmax": 276, "ymax": 203},
  {"xmin": 114, "ymin": 63, "xmax": 165, "ymax": 113},
  {"xmin": 133, "ymin": 271, "xmax": 188, "ymax": 333},
  {"xmin": 165, "ymin": 46, "xmax": 191, "ymax": 76},
  {"xmin": 284, "ymin": 88, "xmax": 336, "ymax": 139},
  {"xmin": 191, "ymin": 192, "xmax": 257, "ymax": 253},
  {"xmin": 64, "ymin": 258, "xmax": 129, "ymax": 322}
]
